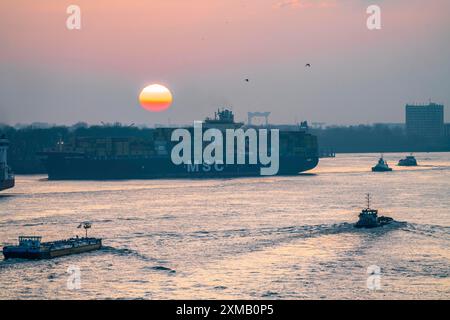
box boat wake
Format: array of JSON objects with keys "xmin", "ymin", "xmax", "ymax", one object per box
[
  {"xmin": 181, "ymin": 220, "xmax": 408, "ymax": 242},
  {"xmin": 400, "ymin": 223, "xmax": 450, "ymax": 240},
  {"xmin": 100, "ymin": 246, "xmax": 156, "ymax": 262},
  {"xmin": 2, "ymin": 222, "xmax": 447, "ymax": 271},
  {"xmin": 101, "ymin": 246, "xmax": 176, "ymax": 274}
]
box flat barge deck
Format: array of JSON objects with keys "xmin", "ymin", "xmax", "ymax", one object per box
[{"xmin": 3, "ymin": 236, "xmax": 102, "ymax": 260}]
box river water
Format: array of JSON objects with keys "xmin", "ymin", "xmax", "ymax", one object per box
[{"xmin": 0, "ymin": 153, "xmax": 449, "ymax": 299}]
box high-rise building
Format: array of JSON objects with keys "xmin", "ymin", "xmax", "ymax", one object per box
[
  {"xmin": 445, "ymin": 124, "xmax": 450, "ymax": 138},
  {"xmin": 405, "ymin": 102, "xmax": 444, "ymax": 138}
]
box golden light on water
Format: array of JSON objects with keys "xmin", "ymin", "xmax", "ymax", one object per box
[{"xmin": 139, "ymin": 84, "xmax": 173, "ymax": 112}]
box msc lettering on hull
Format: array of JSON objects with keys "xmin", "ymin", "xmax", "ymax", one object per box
[{"xmin": 171, "ymin": 121, "xmax": 279, "ymax": 175}]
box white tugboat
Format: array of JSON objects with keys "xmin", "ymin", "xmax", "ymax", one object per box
[
  {"xmin": 372, "ymin": 156, "xmax": 392, "ymax": 172},
  {"xmin": 354, "ymin": 194, "xmax": 394, "ymax": 228}
]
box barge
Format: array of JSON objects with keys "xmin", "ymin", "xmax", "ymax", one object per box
[{"xmin": 2, "ymin": 223, "xmax": 102, "ymax": 260}]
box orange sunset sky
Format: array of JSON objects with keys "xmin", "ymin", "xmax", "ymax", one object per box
[{"xmin": 0, "ymin": 0, "xmax": 449, "ymax": 125}]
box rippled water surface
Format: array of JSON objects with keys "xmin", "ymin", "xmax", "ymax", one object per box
[{"xmin": 1, "ymin": 153, "xmax": 449, "ymax": 299}]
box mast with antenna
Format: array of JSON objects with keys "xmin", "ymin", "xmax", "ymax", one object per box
[{"xmin": 77, "ymin": 222, "xmax": 92, "ymax": 238}]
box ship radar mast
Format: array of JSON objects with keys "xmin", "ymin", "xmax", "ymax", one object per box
[
  {"xmin": 77, "ymin": 221, "xmax": 92, "ymax": 238},
  {"xmin": 366, "ymin": 193, "xmax": 371, "ymax": 209}
]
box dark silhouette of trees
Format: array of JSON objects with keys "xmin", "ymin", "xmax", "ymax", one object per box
[{"xmin": 311, "ymin": 125, "xmax": 449, "ymax": 153}]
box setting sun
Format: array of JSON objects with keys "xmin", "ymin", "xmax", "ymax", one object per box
[{"xmin": 139, "ymin": 84, "xmax": 173, "ymax": 112}]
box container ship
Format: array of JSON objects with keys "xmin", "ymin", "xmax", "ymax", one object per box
[
  {"xmin": 39, "ymin": 109, "xmax": 319, "ymax": 180},
  {"xmin": 0, "ymin": 135, "xmax": 15, "ymax": 191}
]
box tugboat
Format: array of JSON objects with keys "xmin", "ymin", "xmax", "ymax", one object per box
[
  {"xmin": 354, "ymin": 194, "xmax": 394, "ymax": 228},
  {"xmin": 2, "ymin": 222, "xmax": 102, "ymax": 260},
  {"xmin": 398, "ymin": 154, "xmax": 417, "ymax": 166},
  {"xmin": 372, "ymin": 156, "xmax": 392, "ymax": 172}
]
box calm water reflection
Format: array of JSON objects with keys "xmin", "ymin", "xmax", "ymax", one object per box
[{"xmin": 0, "ymin": 153, "xmax": 449, "ymax": 299}]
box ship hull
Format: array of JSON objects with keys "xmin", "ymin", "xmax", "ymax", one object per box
[
  {"xmin": 0, "ymin": 179, "xmax": 14, "ymax": 191},
  {"xmin": 398, "ymin": 162, "xmax": 417, "ymax": 167},
  {"xmin": 371, "ymin": 167, "xmax": 392, "ymax": 172},
  {"xmin": 3, "ymin": 241, "xmax": 102, "ymax": 260},
  {"xmin": 43, "ymin": 155, "xmax": 319, "ymax": 180}
]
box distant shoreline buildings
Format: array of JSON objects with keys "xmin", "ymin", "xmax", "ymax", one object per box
[{"xmin": 405, "ymin": 102, "xmax": 445, "ymax": 139}]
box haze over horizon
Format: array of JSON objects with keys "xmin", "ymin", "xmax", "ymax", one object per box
[{"xmin": 1, "ymin": 0, "xmax": 449, "ymax": 126}]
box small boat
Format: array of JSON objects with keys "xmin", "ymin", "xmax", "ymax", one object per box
[
  {"xmin": 398, "ymin": 155, "xmax": 417, "ymax": 166},
  {"xmin": 2, "ymin": 222, "xmax": 102, "ymax": 260},
  {"xmin": 354, "ymin": 194, "xmax": 394, "ymax": 228},
  {"xmin": 372, "ymin": 156, "xmax": 392, "ymax": 172}
]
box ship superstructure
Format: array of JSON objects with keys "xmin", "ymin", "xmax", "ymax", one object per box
[
  {"xmin": 0, "ymin": 135, "xmax": 15, "ymax": 191},
  {"xmin": 372, "ymin": 156, "xmax": 392, "ymax": 172}
]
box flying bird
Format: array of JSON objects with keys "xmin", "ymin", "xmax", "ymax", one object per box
[
  {"xmin": 305, "ymin": 63, "xmax": 311, "ymax": 67},
  {"xmin": 244, "ymin": 78, "xmax": 249, "ymax": 82}
]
